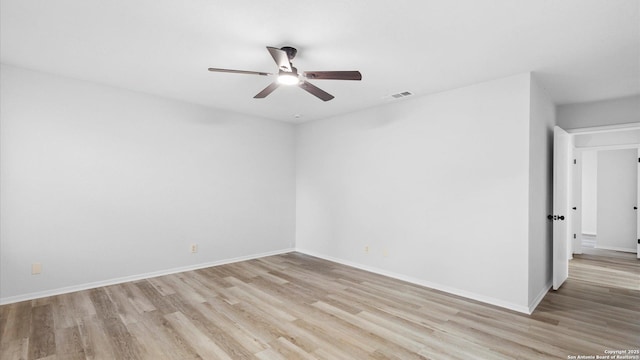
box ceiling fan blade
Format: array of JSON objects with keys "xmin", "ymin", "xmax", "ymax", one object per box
[
  {"xmin": 299, "ymin": 81, "xmax": 334, "ymax": 101},
  {"xmin": 304, "ymin": 71, "xmax": 362, "ymax": 81},
  {"xmin": 208, "ymin": 68, "xmax": 272, "ymax": 76},
  {"xmin": 254, "ymin": 82, "xmax": 280, "ymax": 99},
  {"xmin": 266, "ymin": 47, "xmax": 292, "ymax": 72}
]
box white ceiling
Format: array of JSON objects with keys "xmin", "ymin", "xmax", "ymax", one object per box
[{"xmin": 1, "ymin": 0, "xmax": 639, "ymax": 123}]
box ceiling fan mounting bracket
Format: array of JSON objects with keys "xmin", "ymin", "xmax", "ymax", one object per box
[{"xmin": 280, "ymin": 46, "xmax": 297, "ymax": 60}]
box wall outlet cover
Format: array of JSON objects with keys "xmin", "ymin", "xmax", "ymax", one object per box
[{"xmin": 32, "ymin": 263, "xmax": 42, "ymax": 275}]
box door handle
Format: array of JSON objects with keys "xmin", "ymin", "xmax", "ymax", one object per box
[
  {"xmin": 547, "ymin": 215, "xmax": 565, "ymax": 221},
  {"xmin": 635, "ymin": 206, "xmax": 638, "ymax": 210}
]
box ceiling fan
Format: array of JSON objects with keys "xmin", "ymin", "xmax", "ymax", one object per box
[{"xmin": 207, "ymin": 46, "xmax": 362, "ymax": 101}]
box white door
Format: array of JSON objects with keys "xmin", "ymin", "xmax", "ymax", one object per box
[
  {"xmin": 597, "ymin": 149, "xmax": 637, "ymax": 252},
  {"xmin": 553, "ymin": 126, "xmax": 572, "ymax": 290},
  {"xmin": 637, "ymin": 148, "xmax": 639, "ymax": 259}
]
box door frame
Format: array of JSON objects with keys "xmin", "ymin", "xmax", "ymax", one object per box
[
  {"xmin": 553, "ymin": 123, "xmax": 640, "ymax": 291},
  {"xmin": 572, "ymin": 144, "xmax": 640, "ymax": 254}
]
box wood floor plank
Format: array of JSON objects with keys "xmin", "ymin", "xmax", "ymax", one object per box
[
  {"xmin": 0, "ymin": 301, "xmax": 32, "ymax": 347},
  {"xmin": 312, "ymin": 300, "xmax": 426, "ymax": 354},
  {"xmin": 254, "ymin": 347, "xmax": 287, "ymax": 360},
  {"xmin": 125, "ymin": 321, "xmax": 173, "ymax": 360},
  {"xmin": 195, "ymin": 300, "xmax": 269, "ymax": 354},
  {"xmin": 0, "ymin": 338, "xmax": 28, "ymax": 360},
  {"xmin": 164, "ymin": 293, "xmax": 256, "ymax": 359},
  {"xmin": 163, "ymin": 311, "xmax": 233, "ymax": 360},
  {"xmin": 53, "ymin": 326, "xmax": 85, "ymax": 360},
  {"xmin": 89, "ymin": 288, "xmax": 142, "ymax": 360},
  {"xmin": 119, "ymin": 282, "xmax": 156, "ymax": 314},
  {"xmin": 28, "ymin": 304, "xmax": 56, "ymax": 360},
  {"xmin": 268, "ymin": 337, "xmax": 318, "ymax": 360},
  {"xmin": 205, "ymin": 295, "xmax": 279, "ymax": 346},
  {"xmin": 75, "ymin": 315, "xmax": 117, "ymax": 360},
  {"xmin": 50, "ymin": 294, "xmax": 76, "ymax": 330},
  {"xmin": 1, "ymin": 249, "xmax": 637, "ymax": 359},
  {"xmin": 132, "ymin": 282, "xmax": 176, "ymax": 315},
  {"xmin": 292, "ymin": 317, "xmax": 375, "ymax": 359},
  {"xmin": 104, "ymin": 285, "xmax": 143, "ymax": 325},
  {"xmin": 147, "ymin": 278, "xmax": 176, "ymax": 297},
  {"xmin": 134, "ymin": 310, "xmax": 201, "ymax": 360},
  {"xmin": 69, "ymin": 291, "xmax": 96, "ymax": 319}
]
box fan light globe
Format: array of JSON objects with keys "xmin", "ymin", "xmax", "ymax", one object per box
[{"xmin": 278, "ymin": 73, "xmax": 299, "ymax": 85}]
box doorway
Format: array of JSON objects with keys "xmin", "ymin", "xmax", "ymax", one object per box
[
  {"xmin": 575, "ymin": 147, "xmax": 638, "ymax": 255},
  {"xmin": 553, "ymin": 124, "xmax": 640, "ymax": 290}
]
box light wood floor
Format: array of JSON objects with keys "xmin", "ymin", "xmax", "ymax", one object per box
[{"xmin": 1, "ymin": 251, "xmax": 638, "ymax": 359}]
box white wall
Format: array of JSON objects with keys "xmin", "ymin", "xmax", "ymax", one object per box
[
  {"xmin": 597, "ymin": 149, "xmax": 638, "ymax": 252},
  {"xmin": 557, "ymin": 95, "xmax": 640, "ymax": 130},
  {"xmin": 528, "ymin": 76, "xmax": 555, "ymax": 306},
  {"xmin": 296, "ymin": 74, "xmax": 534, "ymax": 312},
  {"xmin": 0, "ymin": 65, "xmax": 296, "ymax": 303},
  {"xmin": 581, "ymin": 151, "xmax": 598, "ymax": 235}
]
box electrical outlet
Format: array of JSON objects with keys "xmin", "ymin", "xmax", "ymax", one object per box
[
  {"xmin": 32, "ymin": 263, "xmax": 42, "ymax": 275},
  {"xmin": 190, "ymin": 243, "xmax": 198, "ymax": 253}
]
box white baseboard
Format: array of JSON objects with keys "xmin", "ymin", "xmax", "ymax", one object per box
[
  {"xmin": 2, "ymin": 247, "xmax": 551, "ymax": 315},
  {"xmin": 528, "ymin": 282, "xmax": 552, "ymax": 314},
  {"xmin": 594, "ymin": 245, "xmax": 637, "ymax": 253},
  {"xmin": 295, "ymin": 248, "xmax": 533, "ymax": 315},
  {"xmin": 0, "ymin": 248, "xmax": 295, "ymax": 305},
  {"xmin": 581, "ymin": 233, "xmax": 596, "ymax": 248}
]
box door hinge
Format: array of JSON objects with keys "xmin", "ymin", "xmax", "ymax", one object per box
[
  {"xmin": 573, "ymin": 234, "xmax": 576, "ymax": 239},
  {"xmin": 573, "ymin": 159, "xmax": 577, "ymax": 164}
]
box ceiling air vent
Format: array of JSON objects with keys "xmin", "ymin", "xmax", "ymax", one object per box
[{"xmin": 390, "ymin": 91, "xmax": 413, "ymax": 99}]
